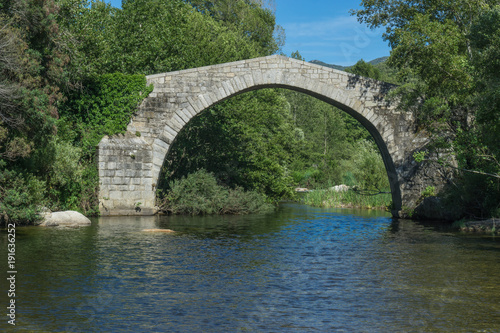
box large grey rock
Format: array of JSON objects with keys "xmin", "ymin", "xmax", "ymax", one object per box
[{"xmin": 39, "ymin": 211, "xmax": 91, "ymax": 227}]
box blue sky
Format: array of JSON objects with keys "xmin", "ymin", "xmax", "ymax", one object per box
[
  {"xmin": 107, "ymin": 0, "xmax": 391, "ymax": 66},
  {"xmin": 274, "ymin": 0, "xmax": 391, "ymax": 65}
]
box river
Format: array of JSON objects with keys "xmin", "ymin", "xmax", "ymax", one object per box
[{"xmin": 1, "ymin": 203, "xmax": 499, "ymax": 332}]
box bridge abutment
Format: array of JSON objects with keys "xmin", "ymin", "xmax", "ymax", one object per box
[{"xmin": 98, "ymin": 134, "xmax": 156, "ymax": 215}]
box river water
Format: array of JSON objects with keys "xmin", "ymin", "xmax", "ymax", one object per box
[{"xmin": 1, "ymin": 203, "xmax": 499, "ymax": 332}]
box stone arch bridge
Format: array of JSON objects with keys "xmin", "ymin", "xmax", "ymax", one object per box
[{"xmin": 98, "ymin": 55, "xmax": 445, "ymax": 217}]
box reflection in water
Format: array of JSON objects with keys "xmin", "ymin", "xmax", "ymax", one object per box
[{"xmin": 1, "ymin": 203, "xmax": 499, "ymax": 332}]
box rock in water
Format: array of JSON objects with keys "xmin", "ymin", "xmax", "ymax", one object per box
[
  {"xmin": 39, "ymin": 211, "xmax": 91, "ymax": 227},
  {"xmin": 142, "ymin": 229, "xmax": 175, "ymax": 233}
]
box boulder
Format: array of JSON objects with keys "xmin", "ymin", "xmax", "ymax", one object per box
[
  {"xmin": 142, "ymin": 228, "xmax": 175, "ymax": 233},
  {"xmin": 330, "ymin": 184, "xmax": 350, "ymax": 192},
  {"xmin": 39, "ymin": 210, "xmax": 91, "ymax": 227}
]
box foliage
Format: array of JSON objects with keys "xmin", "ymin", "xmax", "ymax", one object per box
[
  {"xmin": 301, "ymin": 188, "xmax": 392, "ymax": 211},
  {"xmin": 0, "ymin": 161, "xmax": 46, "ymax": 225},
  {"xmin": 281, "ymin": 88, "xmax": 351, "ymax": 189},
  {"xmin": 345, "ymin": 59, "xmax": 381, "ymax": 80},
  {"xmin": 353, "ymin": 0, "xmax": 500, "ymax": 219},
  {"xmin": 74, "ymin": 0, "xmax": 269, "ymax": 75},
  {"xmin": 187, "ymin": 0, "xmax": 284, "ymax": 56},
  {"xmin": 0, "ymin": 0, "xmax": 72, "ymax": 224},
  {"xmin": 291, "ymin": 168, "xmax": 322, "ymax": 188},
  {"xmin": 60, "ymin": 73, "xmax": 153, "ymax": 156},
  {"xmin": 352, "ymin": 0, "xmax": 481, "ymax": 131},
  {"xmin": 339, "ymin": 140, "xmax": 390, "ymax": 191},
  {"xmin": 158, "ymin": 169, "xmax": 273, "ymax": 215},
  {"xmin": 279, "ymin": 89, "xmax": 389, "ymax": 192},
  {"xmin": 445, "ymin": 6, "xmax": 500, "ymax": 219},
  {"xmin": 161, "ymin": 89, "xmax": 297, "ymax": 201}
]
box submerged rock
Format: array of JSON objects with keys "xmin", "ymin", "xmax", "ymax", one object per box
[
  {"xmin": 142, "ymin": 228, "xmax": 175, "ymax": 233},
  {"xmin": 460, "ymin": 219, "xmax": 500, "ymax": 234},
  {"xmin": 39, "ymin": 211, "xmax": 91, "ymax": 227}
]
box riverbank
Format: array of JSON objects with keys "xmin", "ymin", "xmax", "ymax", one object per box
[
  {"xmin": 299, "ymin": 189, "xmax": 392, "ymax": 211},
  {"xmin": 456, "ymin": 218, "xmax": 500, "ymax": 235}
]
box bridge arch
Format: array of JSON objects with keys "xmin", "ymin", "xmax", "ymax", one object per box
[{"xmin": 98, "ymin": 55, "xmax": 436, "ymax": 217}]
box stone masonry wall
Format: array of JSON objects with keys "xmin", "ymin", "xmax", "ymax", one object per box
[{"xmin": 98, "ymin": 133, "xmax": 155, "ymax": 215}]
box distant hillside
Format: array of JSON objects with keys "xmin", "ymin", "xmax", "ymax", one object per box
[
  {"xmin": 309, "ymin": 60, "xmax": 345, "ymax": 71},
  {"xmin": 367, "ymin": 56, "xmax": 389, "ymax": 65},
  {"xmin": 309, "ymin": 56, "xmax": 389, "ymax": 70}
]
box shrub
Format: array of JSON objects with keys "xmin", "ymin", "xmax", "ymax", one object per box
[
  {"xmin": 158, "ymin": 169, "xmax": 273, "ymax": 215},
  {"xmin": 0, "ymin": 163, "xmax": 46, "ymax": 225},
  {"xmin": 301, "ymin": 188, "xmax": 392, "ymax": 210}
]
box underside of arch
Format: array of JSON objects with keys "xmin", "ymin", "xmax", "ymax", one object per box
[{"xmin": 151, "ymin": 82, "xmax": 403, "ymax": 215}]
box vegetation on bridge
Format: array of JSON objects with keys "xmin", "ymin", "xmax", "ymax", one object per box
[{"xmin": 0, "ymin": 0, "xmax": 498, "ymax": 223}]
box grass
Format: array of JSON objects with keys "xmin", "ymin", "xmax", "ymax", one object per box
[{"xmin": 300, "ymin": 189, "xmax": 392, "ymax": 211}]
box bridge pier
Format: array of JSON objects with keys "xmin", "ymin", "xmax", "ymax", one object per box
[{"xmin": 98, "ymin": 134, "xmax": 156, "ymax": 215}]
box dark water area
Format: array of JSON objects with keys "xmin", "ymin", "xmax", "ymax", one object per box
[{"xmin": 1, "ymin": 203, "xmax": 499, "ymax": 332}]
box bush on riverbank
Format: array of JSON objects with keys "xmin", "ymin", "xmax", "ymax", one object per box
[
  {"xmin": 158, "ymin": 169, "xmax": 274, "ymax": 215},
  {"xmin": 300, "ymin": 188, "xmax": 392, "ymax": 210}
]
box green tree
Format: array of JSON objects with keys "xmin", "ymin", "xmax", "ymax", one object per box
[
  {"xmin": 352, "ymin": 0, "xmax": 500, "ymax": 218},
  {"xmin": 56, "ymin": 0, "xmax": 118, "ymax": 79},
  {"xmin": 0, "ymin": 0, "xmax": 73, "ymax": 224},
  {"xmin": 161, "ymin": 89, "xmax": 298, "ymax": 201},
  {"xmin": 187, "ymin": 0, "xmax": 284, "ymax": 55},
  {"xmin": 96, "ymin": 0, "xmax": 267, "ymax": 75},
  {"xmin": 346, "ymin": 59, "xmax": 380, "ymax": 80},
  {"xmin": 351, "ymin": 0, "xmax": 490, "ymax": 131}
]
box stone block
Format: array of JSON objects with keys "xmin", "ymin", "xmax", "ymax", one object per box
[
  {"xmin": 104, "ymin": 170, "xmax": 115, "ymax": 177},
  {"xmin": 109, "ymin": 191, "xmax": 122, "ymax": 200},
  {"xmin": 198, "ymin": 94, "xmax": 209, "ymax": 109},
  {"xmin": 100, "ymin": 177, "xmax": 112, "ymax": 186},
  {"xmin": 176, "ymin": 109, "xmax": 190, "ymax": 123},
  {"xmin": 125, "ymin": 170, "xmax": 138, "ymax": 178},
  {"xmin": 142, "ymin": 178, "xmax": 153, "ymax": 188}
]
